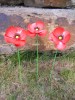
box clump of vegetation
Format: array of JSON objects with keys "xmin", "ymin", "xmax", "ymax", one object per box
[
  {"xmin": 60, "ymin": 69, "xmax": 75, "ymax": 83},
  {"xmin": 0, "ymin": 50, "xmax": 75, "ymax": 100}
]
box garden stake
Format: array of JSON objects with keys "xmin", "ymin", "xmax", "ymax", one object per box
[
  {"xmin": 27, "ymin": 21, "xmax": 47, "ymax": 81},
  {"xmin": 17, "ymin": 49, "xmax": 23, "ymax": 83},
  {"xmin": 4, "ymin": 26, "xmax": 27, "ymax": 83},
  {"xmin": 36, "ymin": 35, "xmax": 39, "ymax": 81}
]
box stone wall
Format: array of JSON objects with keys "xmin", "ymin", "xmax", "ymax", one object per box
[
  {"xmin": 0, "ymin": 0, "xmax": 74, "ymax": 54},
  {"xmin": 71, "ymin": 0, "xmax": 75, "ymax": 6},
  {"xmin": 0, "ymin": 0, "xmax": 23, "ymax": 5},
  {"xmin": 0, "ymin": 7, "xmax": 75, "ymax": 54},
  {"xmin": 0, "ymin": 0, "xmax": 73, "ymax": 7}
]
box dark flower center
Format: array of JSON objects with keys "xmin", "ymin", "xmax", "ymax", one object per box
[
  {"xmin": 34, "ymin": 27, "xmax": 39, "ymax": 31},
  {"xmin": 15, "ymin": 34, "xmax": 20, "ymax": 39},
  {"xmin": 58, "ymin": 35, "xmax": 63, "ymax": 40}
]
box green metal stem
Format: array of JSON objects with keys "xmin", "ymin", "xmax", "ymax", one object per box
[
  {"xmin": 36, "ymin": 35, "xmax": 39, "ymax": 80},
  {"xmin": 17, "ymin": 49, "xmax": 22, "ymax": 82}
]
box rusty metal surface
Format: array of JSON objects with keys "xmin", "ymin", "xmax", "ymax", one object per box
[{"xmin": 0, "ymin": 7, "xmax": 75, "ymax": 54}]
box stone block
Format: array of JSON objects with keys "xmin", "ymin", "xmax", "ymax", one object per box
[
  {"xmin": 0, "ymin": 0, "xmax": 73, "ymax": 7},
  {"xmin": 0, "ymin": 7, "xmax": 75, "ymax": 54},
  {"xmin": 43, "ymin": 0, "xmax": 71, "ymax": 7},
  {"xmin": 24, "ymin": 0, "xmax": 72, "ymax": 7},
  {"xmin": 0, "ymin": 0, "xmax": 23, "ymax": 5}
]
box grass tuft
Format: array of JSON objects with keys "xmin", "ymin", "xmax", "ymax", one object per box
[{"xmin": 0, "ymin": 50, "xmax": 75, "ymax": 99}]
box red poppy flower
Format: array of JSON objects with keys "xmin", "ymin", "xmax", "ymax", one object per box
[
  {"xmin": 49, "ymin": 27, "xmax": 71, "ymax": 50},
  {"xmin": 27, "ymin": 21, "xmax": 47, "ymax": 37},
  {"xmin": 4, "ymin": 26, "xmax": 27, "ymax": 47}
]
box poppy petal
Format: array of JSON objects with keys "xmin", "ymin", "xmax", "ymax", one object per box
[
  {"xmin": 38, "ymin": 30, "xmax": 47, "ymax": 37},
  {"xmin": 28, "ymin": 23, "xmax": 36, "ymax": 33},
  {"xmin": 5, "ymin": 36, "xmax": 26, "ymax": 47},
  {"xmin": 52, "ymin": 27, "xmax": 64, "ymax": 37},
  {"xmin": 5, "ymin": 26, "xmax": 17, "ymax": 38},
  {"xmin": 56, "ymin": 42, "xmax": 66, "ymax": 50},
  {"xmin": 5, "ymin": 26, "xmax": 26, "ymax": 40},
  {"xmin": 4, "ymin": 36, "xmax": 15, "ymax": 43},
  {"xmin": 15, "ymin": 27, "xmax": 26, "ymax": 40},
  {"xmin": 36, "ymin": 21, "xmax": 44, "ymax": 30},
  {"xmin": 62, "ymin": 31, "xmax": 71, "ymax": 44},
  {"xmin": 15, "ymin": 40, "xmax": 26, "ymax": 47},
  {"xmin": 49, "ymin": 33, "xmax": 60, "ymax": 44},
  {"xmin": 4, "ymin": 36, "xmax": 24, "ymax": 47},
  {"xmin": 26, "ymin": 30, "xmax": 36, "ymax": 37}
]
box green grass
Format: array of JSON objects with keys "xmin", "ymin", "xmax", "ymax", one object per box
[
  {"xmin": 0, "ymin": 50, "xmax": 75, "ymax": 100},
  {"xmin": 8, "ymin": 50, "xmax": 63, "ymax": 63},
  {"xmin": 60, "ymin": 69, "xmax": 75, "ymax": 83}
]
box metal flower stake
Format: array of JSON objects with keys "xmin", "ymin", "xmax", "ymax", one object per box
[
  {"xmin": 4, "ymin": 26, "xmax": 27, "ymax": 82},
  {"xmin": 27, "ymin": 21, "xmax": 47, "ymax": 80},
  {"xmin": 49, "ymin": 27, "xmax": 71, "ymax": 89}
]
